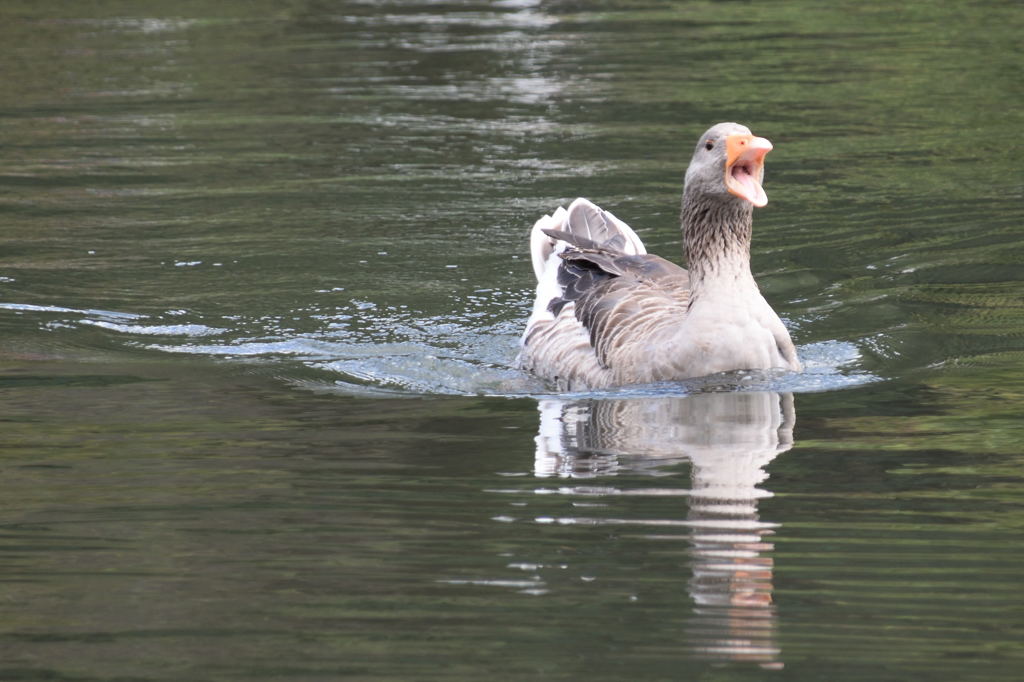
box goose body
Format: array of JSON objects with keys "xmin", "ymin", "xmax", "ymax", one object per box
[{"xmin": 518, "ymin": 122, "xmax": 801, "ymax": 391}]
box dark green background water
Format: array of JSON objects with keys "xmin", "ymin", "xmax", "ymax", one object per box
[{"xmin": 1, "ymin": 1, "xmax": 1022, "ymax": 680}]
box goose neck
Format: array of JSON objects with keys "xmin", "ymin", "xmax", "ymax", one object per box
[{"xmin": 680, "ymin": 195, "xmax": 755, "ymax": 287}]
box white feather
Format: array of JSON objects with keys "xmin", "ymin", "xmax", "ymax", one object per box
[
  {"xmin": 520, "ymin": 199, "xmax": 657, "ymax": 390},
  {"xmin": 565, "ymin": 198, "xmax": 646, "ymax": 255}
]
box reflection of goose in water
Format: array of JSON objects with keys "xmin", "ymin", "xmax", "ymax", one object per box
[{"xmin": 534, "ymin": 390, "xmax": 794, "ymax": 665}]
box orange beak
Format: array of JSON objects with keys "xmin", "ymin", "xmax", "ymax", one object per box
[{"xmin": 725, "ymin": 134, "xmax": 772, "ymax": 207}]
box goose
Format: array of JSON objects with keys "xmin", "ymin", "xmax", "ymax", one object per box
[{"xmin": 518, "ymin": 122, "xmax": 801, "ymax": 391}]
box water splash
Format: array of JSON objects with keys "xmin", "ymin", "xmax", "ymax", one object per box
[{"xmin": 1, "ymin": 295, "xmax": 876, "ymax": 397}]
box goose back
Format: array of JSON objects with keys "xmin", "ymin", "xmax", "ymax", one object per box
[{"xmin": 519, "ymin": 199, "xmax": 693, "ymax": 390}]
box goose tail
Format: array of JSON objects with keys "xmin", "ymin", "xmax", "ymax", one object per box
[
  {"xmin": 529, "ymin": 198, "xmax": 646, "ymax": 283},
  {"xmin": 520, "ymin": 199, "xmax": 649, "ymax": 388}
]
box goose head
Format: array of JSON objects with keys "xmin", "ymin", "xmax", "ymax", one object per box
[{"xmin": 684, "ymin": 122, "xmax": 773, "ymax": 208}]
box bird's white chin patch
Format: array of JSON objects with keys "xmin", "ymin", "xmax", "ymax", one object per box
[{"xmin": 727, "ymin": 163, "xmax": 768, "ymax": 207}]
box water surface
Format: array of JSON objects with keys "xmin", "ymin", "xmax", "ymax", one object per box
[{"xmin": 1, "ymin": 1, "xmax": 1022, "ymax": 680}]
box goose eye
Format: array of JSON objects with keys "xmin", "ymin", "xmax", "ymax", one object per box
[{"xmin": 704, "ymin": 139, "xmax": 715, "ymax": 151}]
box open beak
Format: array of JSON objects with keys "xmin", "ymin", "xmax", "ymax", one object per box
[{"xmin": 725, "ymin": 134, "xmax": 772, "ymax": 207}]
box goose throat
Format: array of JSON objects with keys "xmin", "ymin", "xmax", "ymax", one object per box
[{"xmin": 681, "ymin": 196, "xmax": 754, "ymax": 280}]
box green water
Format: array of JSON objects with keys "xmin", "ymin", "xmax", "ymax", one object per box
[{"xmin": 1, "ymin": 1, "xmax": 1022, "ymax": 680}]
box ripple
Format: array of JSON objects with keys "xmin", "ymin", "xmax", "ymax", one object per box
[
  {"xmin": 0, "ymin": 302, "xmax": 141, "ymax": 321},
  {"xmin": 1, "ymin": 294, "xmax": 877, "ymax": 397},
  {"xmin": 80, "ymin": 320, "xmax": 225, "ymax": 337}
]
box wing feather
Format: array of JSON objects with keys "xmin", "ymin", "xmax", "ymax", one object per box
[{"xmin": 520, "ymin": 198, "xmax": 691, "ymax": 388}]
